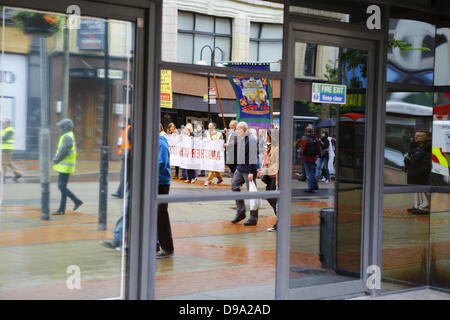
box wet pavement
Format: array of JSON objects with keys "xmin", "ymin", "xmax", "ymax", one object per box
[{"xmin": 0, "ymin": 160, "xmax": 449, "ymax": 299}]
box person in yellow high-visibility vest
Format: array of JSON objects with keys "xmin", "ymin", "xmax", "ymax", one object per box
[
  {"xmin": 1, "ymin": 119, "xmax": 22, "ymax": 182},
  {"xmin": 52, "ymin": 119, "xmax": 83, "ymax": 215}
]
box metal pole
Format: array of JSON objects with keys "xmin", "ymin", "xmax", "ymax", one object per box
[
  {"xmin": 98, "ymin": 20, "xmax": 110, "ymax": 230},
  {"xmin": 61, "ymin": 20, "xmax": 70, "ymax": 119},
  {"xmin": 207, "ymin": 72, "xmax": 211, "ymax": 123},
  {"xmin": 39, "ymin": 37, "xmax": 51, "ymax": 221}
]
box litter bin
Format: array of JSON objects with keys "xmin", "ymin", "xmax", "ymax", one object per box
[{"xmin": 319, "ymin": 208, "xmax": 336, "ymax": 270}]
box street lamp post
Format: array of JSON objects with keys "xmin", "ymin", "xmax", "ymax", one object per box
[
  {"xmin": 198, "ymin": 45, "xmax": 224, "ymax": 123},
  {"xmin": 98, "ymin": 20, "xmax": 110, "ymax": 231}
]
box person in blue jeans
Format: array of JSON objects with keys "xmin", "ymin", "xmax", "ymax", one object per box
[
  {"xmin": 315, "ymin": 131, "xmax": 330, "ymax": 183},
  {"xmin": 300, "ymin": 127, "xmax": 319, "ymax": 193}
]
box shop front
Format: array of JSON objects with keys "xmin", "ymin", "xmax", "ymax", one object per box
[{"xmin": 0, "ymin": 0, "xmax": 449, "ymax": 300}]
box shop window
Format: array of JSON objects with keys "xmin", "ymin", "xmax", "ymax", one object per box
[
  {"xmin": 430, "ymin": 193, "xmax": 450, "ymax": 290},
  {"xmin": 177, "ymin": 11, "xmax": 231, "ymax": 65},
  {"xmin": 0, "ymin": 6, "xmax": 135, "ymax": 300},
  {"xmin": 384, "ymin": 92, "xmax": 433, "ymax": 186},
  {"xmin": 249, "ymin": 23, "xmax": 283, "ymax": 71},
  {"xmin": 432, "ymin": 93, "xmax": 450, "ymax": 187},
  {"xmin": 435, "ymin": 28, "xmax": 450, "ymax": 86},
  {"xmin": 382, "ymin": 193, "xmax": 430, "ymax": 292},
  {"xmin": 303, "ymin": 43, "xmax": 317, "ymax": 77},
  {"xmin": 160, "ymin": 69, "xmax": 281, "ymax": 195}
]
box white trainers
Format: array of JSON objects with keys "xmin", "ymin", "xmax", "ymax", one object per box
[{"xmin": 204, "ymin": 181, "xmax": 210, "ymax": 186}]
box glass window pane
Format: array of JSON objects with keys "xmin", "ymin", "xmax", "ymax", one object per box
[
  {"xmin": 303, "ymin": 43, "xmax": 317, "ymax": 77},
  {"xmin": 195, "ymin": 14, "xmax": 214, "ymax": 33},
  {"xmin": 249, "ymin": 41, "xmax": 259, "ymax": 61},
  {"xmin": 194, "ymin": 34, "xmax": 214, "ymax": 65},
  {"xmin": 387, "ymin": 19, "xmax": 435, "ymax": 85},
  {"xmin": 215, "ymin": 17, "xmax": 231, "ymax": 35},
  {"xmin": 177, "ymin": 33, "xmax": 194, "ymax": 64},
  {"xmin": 432, "ymin": 93, "xmax": 450, "ymax": 186},
  {"xmin": 178, "ymin": 11, "xmax": 194, "ymax": 30},
  {"xmin": 154, "ymin": 200, "xmax": 276, "ymax": 299},
  {"xmin": 435, "ymin": 28, "xmax": 450, "ymax": 86},
  {"xmin": 430, "ymin": 193, "xmax": 450, "ymax": 291},
  {"xmin": 215, "ymin": 37, "xmax": 231, "ymax": 62},
  {"xmin": 0, "ymin": 8, "xmax": 135, "ymax": 299},
  {"xmin": 384, "ymin": 93, "xmax": 433, "ymax": 185},
  {"xmin": 290, "ymin": 42, "xmax": 368, "ymax": 290},
  {"xmin": 382, "ymin": 193, "xmax": 430, "ymax": 292},
  {"xmin": 259, "ymin": 42, "xmax": 282, "ymax": 71},
  {"xmin": 250, "ymin": 23, "xmax": 260, "ymax": 39},
  {"xmin": 160, "ymin": 70, "xmax": 281, "ymax": 195},
  {"xmin": 260, "ymin": 24, "xmax": 283, "ymax": 39}
]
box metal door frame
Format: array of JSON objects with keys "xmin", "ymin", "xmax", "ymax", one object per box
[
  {"xmin": 275, "ymin": 13, "xmax": 387, "ymax": 299},
  {"xmin": 0, "ymin": 0, "xmax": 152, "ymax": 300}
]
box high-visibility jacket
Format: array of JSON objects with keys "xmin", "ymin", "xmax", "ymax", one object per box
[
  {"xmin": 432, "ymin": 147, "xmax": 449, "ymax": 168},
  {"xmin": 53, "ymin": 132, "xmax": 77, "ymax": 174},
  {"xmin": 206, "ymin": 131, "xmax": 222, "ymax": 140},
  {"xmin": 1, "ymin": 126, "xmax": 15, "ymax": 150},
  {"xmin": 117, "ymin": 125, "xmax": 132, "ymax": 156}
]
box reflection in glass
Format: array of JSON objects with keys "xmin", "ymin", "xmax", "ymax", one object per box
[
  {"xmin": 387, "ymin": 19, "xmax": 435, "ymax": 85},
  {"xmin": 0, "ymin": 7, "xmax": 134, "ymax": 299},
  {"xmin": 435, "ymin": 28, "xmax": 450, "ymax": 86},
  {"xmin": 290, "ymin": 42, "xmax": 367, "ymax": 289},
  {"xmin": 340, "ymin": 48, "xmax": 367, "ymax": 89},
  {"xmin": 162, "ymin": 1, "xmax": 284, "ymax": 72},
  {"xmin": 384, "ymin": 92, "xmax": 433, "ymax": 185},
  {"xmin": 382, "ymin": 193, "xmax": 430, "ymax": 292},
  {"xmin": 430, "ymin": 193, "xmax": 450, "ymax": 290},
  {"xmin": 432, "ymin": 93, "xmax": 450, "ymax": 186},
  {"xmin": 160, "ymin": 70, "xmax": 280, "ymax": 195},
  {"xmin": 155, "ymin": 200, "xmax": 276, "ymax": 299}
]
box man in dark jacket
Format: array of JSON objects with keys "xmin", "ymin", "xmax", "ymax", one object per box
[
  {"xmin": 315, "ymin": 131, "xmax": 330, "ymax": 183},
  {"xmin": 404, "ymin": 130, "xmax": 432, "ymax": 214},
  {"xmin": 52, "ymin": 119, "xmax": 83, "ymax": 215},
  {"xmin": 301, "ymin": 126, "xmax": 320, "ymax": 193},
  {"xmin": 230, "ymin": 121, "xmax": 260, "ymax": 226}
]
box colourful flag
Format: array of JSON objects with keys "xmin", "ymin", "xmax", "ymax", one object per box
[{"xmin": 227, "ymin": 63, "xmax": 272, "ymax": 128}]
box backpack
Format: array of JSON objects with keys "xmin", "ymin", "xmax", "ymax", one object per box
[{"xmin": 304, "ymin": 136, "xmax": 321, "ymax": 157}]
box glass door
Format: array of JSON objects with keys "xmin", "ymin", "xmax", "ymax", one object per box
[
  {"xmin": 0, "ymin": 5, "xmax": 136, "ymax": 299},
  {"xmin": 286, "ymin": 30, "xmax": 376, "ymax": 299}
]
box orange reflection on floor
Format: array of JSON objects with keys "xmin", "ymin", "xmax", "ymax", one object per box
[{"xmin": 156, "ymin": 265, "xmax": 275, "ymax": 299}]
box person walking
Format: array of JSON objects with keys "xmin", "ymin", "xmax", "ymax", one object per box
[
  {"xmin": 404, "ymin": 130, "xmax": 432, "ymax": 214},
  {"xmin": 52, "ymin": 119, "xmax": 83, "ymax": 215},
  {"xmin": 301, "ymin": 126, "xmax": 320, "ymax": 193},
  {"xmin": 230, "ymin": 122, "xmax": 260, "ymax": 226},
  {"xmin": 1, "ymin": 119, "xmax": 22, "ymax": 182},
  {"xmin": 224, "ymin": 120, "xmax": 238, "ymax": 178},
  {"xmin": 182, "ymin": 123, "xmax": 198, "ymax": 184},
  {"xmin": 112, "ymin": 118, "xmax": 132, "ymax": 199},
  {"xmin": 204, "ymin": 122, "xmax": 223, "ymax": 186},
  {"xmin": 260, "ymin": 131, "xmax": 279, "ymax": 232},
  {"xmin": 100, "ymin": 137, "xmax": 133, "ymax": 251},
  {"xmin": 315, "ymin": 131, "xmax": 330, "ymax": 183},
  {"xmin": 166, "ymin": 122, "xmax": 180, "ymax": 179},
  {"xmin": 157, "ymin": 129, "xmax": 174, "ymax": 258}
]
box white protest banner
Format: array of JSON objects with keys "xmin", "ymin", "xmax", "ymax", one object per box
[{"xmin": 166, "ymin": 135, "xmax": 225, "ymax": 172}]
